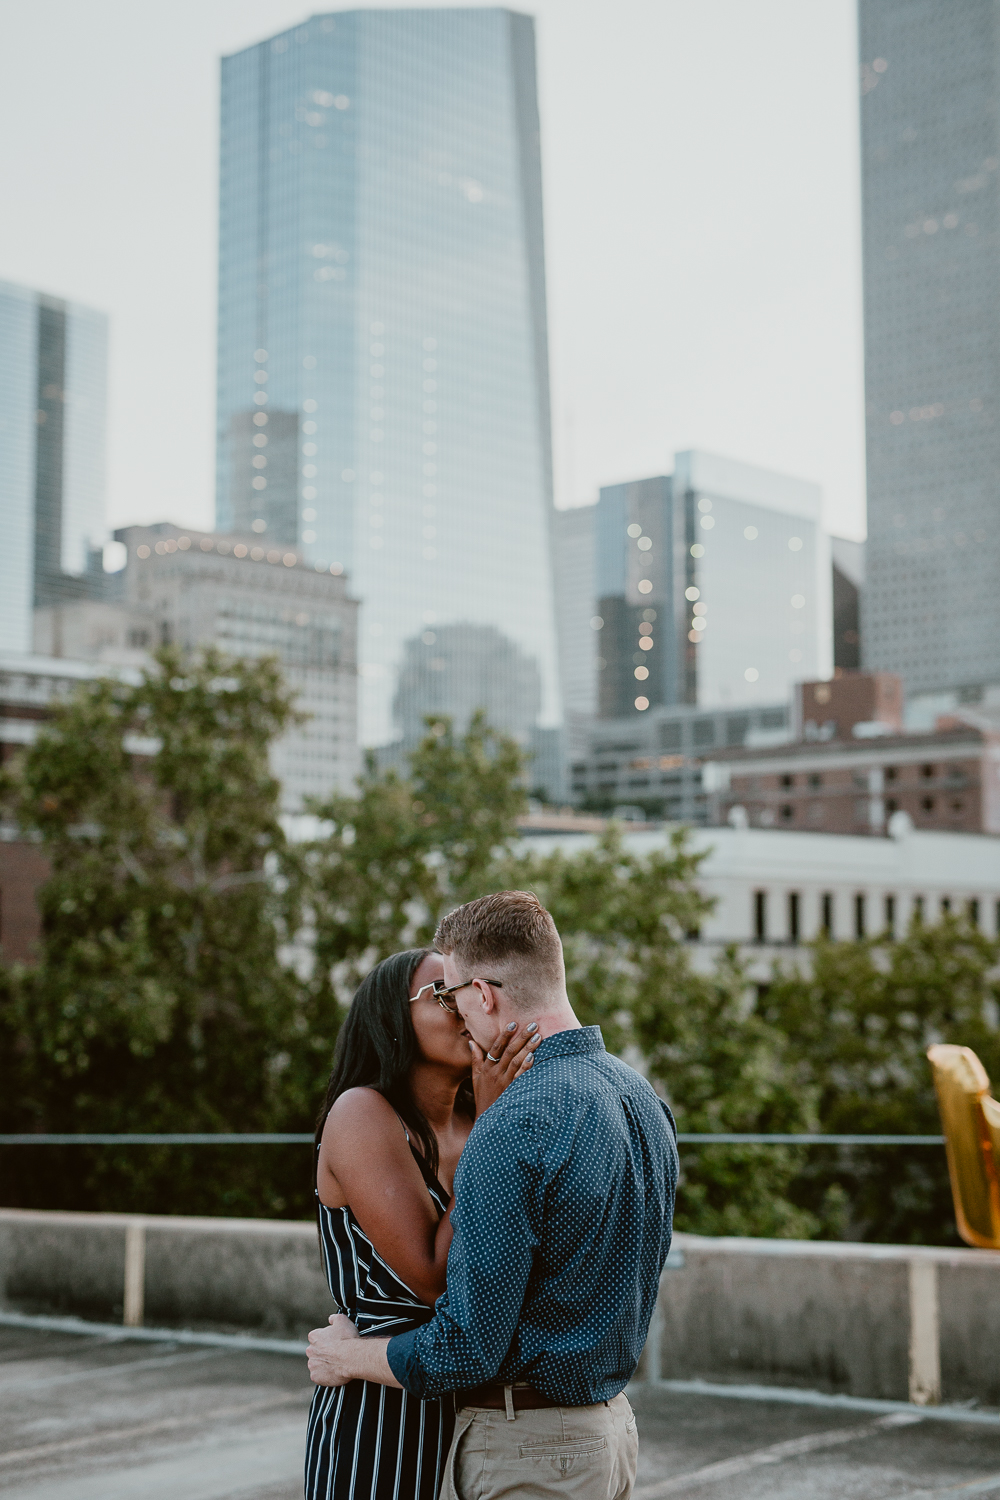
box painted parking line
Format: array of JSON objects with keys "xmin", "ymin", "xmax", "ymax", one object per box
[
  {"xmin": 0, "ymin": 1419, "xmax": 307, "ymax": 1500},
  {"xmin": 633, "ymin": 1411, "xmax": 923, "ymax": 1497},
  {"xmin": 0, "ymin": 1392, "xmax": 306, "ymax": 1469},
  {"xmin": 0, "ymin": 1345, "xmax": 222, "ymax": 1393}
]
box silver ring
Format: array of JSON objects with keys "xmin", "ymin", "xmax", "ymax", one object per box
[{"xmin": 486, "ymin": 1052, "xmax": 500, "ymax": 1063}]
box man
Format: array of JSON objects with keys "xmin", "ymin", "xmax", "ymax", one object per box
[{"xmin": 308, "ymin": 890, "xmax": 678, "ymax": 1500}]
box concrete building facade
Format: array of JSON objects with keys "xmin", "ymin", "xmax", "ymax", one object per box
[{"xmin": 36, "ymin": 525, "xmax": 359, "ymax": 812}]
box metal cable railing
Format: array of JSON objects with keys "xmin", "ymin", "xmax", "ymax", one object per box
[{"xmin": 0, "ymin": 1132, "xmax": 945, "ymax": 1146}]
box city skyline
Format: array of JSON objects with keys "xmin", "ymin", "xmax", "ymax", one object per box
[{"xmin": 0, "ymin": 1, "xmax": 866, "ymax": 549}]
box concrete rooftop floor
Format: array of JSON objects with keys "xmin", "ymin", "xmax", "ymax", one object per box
[{"xmin": 3, "ymin": 1325, "xmax": 1000, "ymax": 1500}]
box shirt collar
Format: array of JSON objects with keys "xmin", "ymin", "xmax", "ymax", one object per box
[{"xmin": 533, "ymin": 1025, "xmax": 606, "ymax": 1063}]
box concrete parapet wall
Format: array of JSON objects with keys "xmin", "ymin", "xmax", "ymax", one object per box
[
  {"xmin": 3, "ymin": 1210, "xmax": 1000, "ymax": 1404},
  {"xmin": 0, "ymin": 1209, "xmax": 334, "ymax": 1338},
  {"xmin": 657, "ymin": 1233, "xmax": 1000, "ymax": 1405}
]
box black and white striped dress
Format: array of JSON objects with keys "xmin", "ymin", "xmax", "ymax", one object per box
[{"xmin": 304, "ymin": 1144, "xmax": 454, "ymax": 1500}]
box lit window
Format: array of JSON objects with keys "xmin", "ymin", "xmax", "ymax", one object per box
[
  {"xmin": 788, "ymin": 537, "xmax": 803, "ymax": 551},
  {"xmin": 791, "ymin": 594, "xmax": 805, "ymax": 608},
  {"xmin": 685, "ymin": 586, "xmax": 699, "ymax": 601},
  {"xmin": 252, "ymin": 476, "xmax": 267, "ymax": 490},
  {"xmin": 697, "ymin": 498, "xmax": 713, "ymax": 513},
  {"xmin": 627, "ymin": 523, "xmax": 642, "ymax": 538},
  {"xmin": 252, "ymin": 519, "xmax": 267, "ymax": 533},
  {"xmin": 700, "ymin": 516, "xmax": 715, "ymax": 530},
  {"xmin": 744, "ymin": 526, "xmax": 757, "ymax": 540},
  {"xmin": 136, "ymin": 544, "xmax": 150, "ymax": 559},
  {"xmin": 234, "ymin": 544, "xmax": 248, "ymax": 558},
  {"xmin": 634, "ymin": 666, "xmax": 649, "ymax": 680},
  {"xmin": 744, "ymin": 667, "xmax": 759, "ymax": 682},
  {"xmin": 638, "ymin": 622, "xmax": 653, "ymax": 636},
  {"xmin": 304, "ymin": 399, "xmax": 318, "ymax": 413},
  {"xmin": 638, "ymin": 536, "xmax": 652, "ymax": 550},
  {"xmin": 635, "ymin": 697, "xmax": 649, "ymax": 711},
  {"xmin": 690, "ymin": 544, "xmax": 704, "ymax": 558},
  {"xmin": 590, "ymin": 616, "xmax": 604, "ymax": 630},
  {"xmin": 638, "ymin": 579, "xmax": 653, "ymax": 593},
  {"xmin": 639, "ymin": 637, "xmax": 654, "ymax": 650},
  {"xmin": 693, "ymin": 603, "xmax": 707, "ymax": 617}
]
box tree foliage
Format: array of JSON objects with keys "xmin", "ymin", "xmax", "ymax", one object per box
[
  {"xmin": 0, "ymin": 648, "xmax": 307, "ymax": 1215},
  {"xmin": 3, "ymin": 653, "xmax": 997, "ymax": 1245},
  {"xmin": 761, "ymin": 918, "xmax": 1000, "ymax": 1244}
]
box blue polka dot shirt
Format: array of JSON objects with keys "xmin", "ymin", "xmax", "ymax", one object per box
[{"xmin": 386, "ymin": 1025, "xmax": 678, "ymax": 1404}]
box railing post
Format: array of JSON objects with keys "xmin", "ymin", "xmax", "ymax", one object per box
[
  {"xmin": 908, "ymin": 1258, "xmax": 940, "ymax": 1405},
  {"xmin": 123, "ymin": 1218, "xmax": 146, "ymax": 1328}
]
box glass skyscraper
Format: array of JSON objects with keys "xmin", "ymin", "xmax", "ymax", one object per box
[
  {"xmin": 0, "ymin": 279, "xmax": 108, "ymax": 654},
  {"xmin": 217, "ymin": 9, "xmax": 561, "ymax": 757},
  {"xmin": 595, "ymin": 452, "xmax": 829, "ymax": 719},
  {"xmin": 859, "ymin": 1, "xmax": 1000, "ymax": 701}
]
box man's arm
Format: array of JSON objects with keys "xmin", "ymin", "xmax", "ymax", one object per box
[
  {"xmin": 384, "ymin": 1112, "xmax": 541, "ymax": 1399},
  {"xmin": 307, "ymin": 1316, "xmax": 401, "ymax": 1389}
]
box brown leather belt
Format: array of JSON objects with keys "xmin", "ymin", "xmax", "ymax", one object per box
[{"xmin": 458, "ymin": 1382, "xmax": 560, "ymax": 1411}]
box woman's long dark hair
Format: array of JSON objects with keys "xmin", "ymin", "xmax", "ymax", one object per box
[{"xmin": 315, "ymin": 947, "xmax": 473, "ymax": 1179}]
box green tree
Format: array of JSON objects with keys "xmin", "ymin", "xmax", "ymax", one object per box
[
  {"xmin": 0, "ymin": 647, "xmax": 308, "ymax": 1217},
  {"xmin": 761, "ymin": 915, "xmax": 1000, "ymax": 1244}
]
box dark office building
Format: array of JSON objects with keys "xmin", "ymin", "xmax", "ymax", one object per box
[{"xmin": 859, "ymin": 2, "xmax": 1000, "ymax": 699}]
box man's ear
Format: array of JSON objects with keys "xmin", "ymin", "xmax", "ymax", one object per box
[{"xmin": 474, "ymin": 979, "xmax": 498, "ymax": 1014}]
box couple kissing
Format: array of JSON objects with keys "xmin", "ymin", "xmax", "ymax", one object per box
[{"xmin": 305, "ymin": 889, "xmax": 678, "ymax": 1500}]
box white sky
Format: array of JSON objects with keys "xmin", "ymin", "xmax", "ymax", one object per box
[{"xmin": 0, "ymin": 0, "xmax": 865, "ymax": 543}]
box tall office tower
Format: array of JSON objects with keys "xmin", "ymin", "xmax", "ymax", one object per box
[
  {"xmin": 831, "ymin": 536, "xmax": 865, "ymax": 672},
  {"xmin": 216, "ymin": 10, "xmax": 562, "ymax": 767},
  {"xmin": 551, "ymin": 503, "xmax": 597, "ymax": 758},
  {"xmin": 0, "ymin": 279, "xmax": 108, "ymax": 653},
  {"xmin": 859, "ymin": 2, "xmax": 1000, "ymax": 702},
  {"xmin": 595, "ymin": 452, "xmax": 830, "ymax": 719}
]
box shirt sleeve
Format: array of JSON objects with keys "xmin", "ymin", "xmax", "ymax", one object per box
[{"xmin": 386, "ymin": 1108, "xmax": 542, "ymax": 1399}]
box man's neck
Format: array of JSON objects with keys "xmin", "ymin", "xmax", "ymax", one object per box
[{"xmin": 525, "ymin": 1005, "xmax": 583, "ymax": 1042}]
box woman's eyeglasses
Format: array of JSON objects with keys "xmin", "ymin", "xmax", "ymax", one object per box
[{"xmin": 410, "ymin": 979, "xmax": 504, "ymax": 1015}]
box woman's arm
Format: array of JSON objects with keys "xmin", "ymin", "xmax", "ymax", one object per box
[{"xmin": 319, "ymin": 1088, "xmax": 454, "ymax": 1306}]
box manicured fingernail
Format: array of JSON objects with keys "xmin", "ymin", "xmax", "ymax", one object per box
[
  {"xmin": 526, "ymin": 1022, "xmax": 537, "ymax": 1033},
  {"xmin": 507, "ymin": 1021, "xmax": 517, "ymax": 1031}
]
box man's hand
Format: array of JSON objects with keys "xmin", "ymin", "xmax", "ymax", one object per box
[
  {"xmin": 307, "ymin": 1315, "xmax": 400, "ymax": 1389},
  {"xmin": 469, "ymin": 1022, "xmax": 540, "ymax": 1116}
]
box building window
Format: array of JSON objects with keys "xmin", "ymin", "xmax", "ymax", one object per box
[
  {"xmin": 780, "ymin": 804, "xmax": 795, "ymax": 822},
  {"xmin": 886, "ymin": 766, "xmax": 898, "ymax": 782},
  {"xmin": 886, "ymin": 798, "xmax": 898, "ymax": 814},
  {"xmin": 780, "ymin": 773, "xmax": 794, "ymax": 788},
  {"xmin": 854, "ymin": 893, "xmax": 866, "ymax": 939},
  {"xmin": 968, "ymin": 898, "xmax": 980, "ymax": 928},
  {"xmin": 787, "ymin": 891, "xmax": 800, "ymax": 944},
  {"xmin": 808, "ymin": 773, "xmax": 822, "ymax": 788},
  {"xmin": 884, "ymin": 894, "xmax": 895, "ymax": 936},
  {"xmin": 821, "ymin": 892, "xmax": 834, "ymax": 937},
  {"xmin": 921, "ymin": 764, "xmax": 935, "ymax": 779},
  {"xmin": 913, "ymin": 895, "xmax": 925, "ymax": 924},
  {"xmin": 754, "ymin": 890, "xmax": 767, "ymax": 943},
  {"xmin": 921, "ymin": 796, "xmax": 935, "ymax": 813},
  {"xmin": 941, "ymin": 896, "xmax": 951, "ymax": 915}
]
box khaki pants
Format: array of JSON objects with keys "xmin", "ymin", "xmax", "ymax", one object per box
[{"xmin": 443, "ymin": 1393, "xmax": 637, "ymax": 1500}]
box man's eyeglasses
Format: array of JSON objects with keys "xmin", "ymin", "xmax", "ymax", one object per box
[{"xmin": 411, "ymin": 979, "xmax": 504, "ymax": 1014}]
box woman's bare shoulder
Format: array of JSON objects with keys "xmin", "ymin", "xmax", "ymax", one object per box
[{"xmin": 323, "ymin": 1087, "xmax": 404, "ymax": 1142}]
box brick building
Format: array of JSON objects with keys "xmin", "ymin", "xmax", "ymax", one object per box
[{"xmin": 705, "ymin": 720, "xmax": 1000, "ymax": 838}]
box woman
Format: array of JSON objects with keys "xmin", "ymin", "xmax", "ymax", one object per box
[{"xmin": 304, "ymin": 946, "xmax": 537, "ymax": 1500}]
